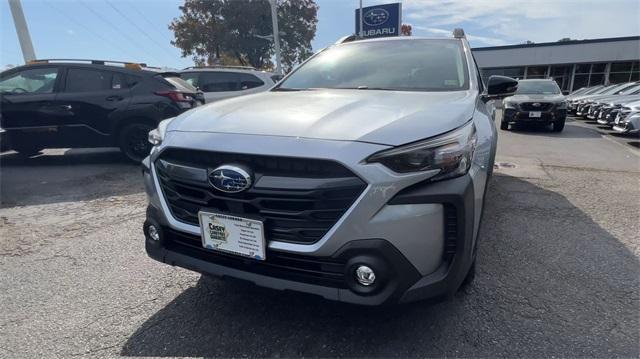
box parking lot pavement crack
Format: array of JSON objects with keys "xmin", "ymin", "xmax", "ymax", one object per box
[
  {"xmin": 542, "ymin": 164, "xmax": 640, "ymax": 174},
  {"xmin": 69, "ymin": 342, "xmax": 123, "ymax": 357},
  {"xmin": 30, "ymin": 253, "xmax": 80, "ymax": 266},
  {"xmin": 77, "ymin": 296, "xmax": 161, "ymax": 333}
]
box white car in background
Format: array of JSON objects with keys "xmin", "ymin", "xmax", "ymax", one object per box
[
  {"xmin": 613, "ymin": 99, "xmax": 640, "ymax": 134},
  {"xmin": 180, "ymin": 66, "xmax": 280, "ymax": 103}
]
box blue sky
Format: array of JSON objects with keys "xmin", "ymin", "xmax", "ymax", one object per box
[{"xmin": 2, "ymin": 0, "xmax": 639, "ymax": 69}]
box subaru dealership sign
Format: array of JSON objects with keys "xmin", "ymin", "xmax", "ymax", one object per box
[{"xmin": 355, "ymin": 3, "xmax": 402, "ymax": 38}]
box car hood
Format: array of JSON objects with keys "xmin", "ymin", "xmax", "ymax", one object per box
[
  {"xmin": 169, "ymin": 89, "xmax": 477, "ymax": 146},
  {"xmin": 598, "ymin": 94, "xmax": 640, "ymax": 105},
  {"xmin": 504, "ymin": 94, "xmax": 565, "ymax": 103},
  {"xmin": 624, "ymin": 100, "xmax": 640, "ymax": 111},
  {"xmin": 572, "ymin": 93, "xmax": 616, "ymax": 101}
]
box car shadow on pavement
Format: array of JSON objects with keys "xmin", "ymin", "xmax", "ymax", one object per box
[
  {"xmin": 0, "ymin": 148, "xmax": 143, "ymax": 208},
  {"xmin": 508, "ymin": 121, "xmax": 600, "ymax": 139},
  {"xmin": 0, "ymin": 148, "xmax": 130, "ymax": 166},
  {"xmin": 121, "ymin": 174, "xmax": 639, "ymax": 358}
]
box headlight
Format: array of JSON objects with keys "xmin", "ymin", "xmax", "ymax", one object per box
[
  {"xmin": 366, "ymin": 121, "xmax": 477, "ymax": 181},
  {"xmin": 556, "ymin": 101, "xmax": 567, "ymax": 109},
  {"xmin": 148, "ymin": 118, "xmax": 173, "ymax": 146},
  {"xmin": 625, "ymin": 111, "xmax": 640, "ymax": 123},
  {"xmin": 503, "ymin": 100, "xmax": 517, "ymax": 109}
]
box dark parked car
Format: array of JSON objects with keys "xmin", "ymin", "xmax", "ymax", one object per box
[
  {"xmin": 501, "ymin": 79, "xmax": 567, "ymax": 132},
  {"xmin": 0, "ymin": 59, "xmax": 201, "ymax": 162}
]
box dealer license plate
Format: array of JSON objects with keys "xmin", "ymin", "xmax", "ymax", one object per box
[
  {"xmin": 199, "ymin": 211, "xmax": 266, "ymax": 261},
  {"xmin": 529, "ymin": 111, "xmax": 542, "ymax": 118}
]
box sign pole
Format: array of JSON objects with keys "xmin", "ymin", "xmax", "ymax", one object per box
[
  {"xmin": 8, "ymin": 0, "xmax": 36, "ymax": 63},
  {"xmin": 359, "ymin": 0, "xmax": 363, "ymax": 38},
  {"xmin": 269, "ymin": 0, "xmax": 282, "ymax": 75}
]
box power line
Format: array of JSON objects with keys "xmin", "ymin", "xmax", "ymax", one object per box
[
  {"xmin": 128, "ymin": 1, "xmax": 171, "ymax": 36},
  {"xmin": 104, "ymin": 0, "xmax": 175, "ymax": 60},
  {"xmin": 43, "ymin": 0, "xmax": 136, "ymax": 60},
  {"xmin": 78, "ymin": 0, "xmax": 153, "ymax": 60}
]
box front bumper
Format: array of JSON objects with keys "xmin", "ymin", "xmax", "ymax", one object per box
[
  {"xmin": 141, "ymin": 133, "xmax": 483, "ymax": 305},
  {"xmin": 503, "ymin": 108, "xmax": 566, "ymax": 123},
  {"xmin": 613, "ymin": 120, "xmax": 638, "ymax": 134}
]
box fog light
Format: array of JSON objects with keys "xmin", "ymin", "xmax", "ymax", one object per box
[
  {"xmin": 355, "ymin": 265, "xmax": 376, "ymax": 286},
  {"xmin": 148, "ymin": 225, "xmax": 160, "ymax": 241}
]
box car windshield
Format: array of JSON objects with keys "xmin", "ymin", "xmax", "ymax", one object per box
[
  {"xmin": 599, "ymin": 83, "xmax": 631, "ymax": 95},
  {"xmin": 515, "ymin": 81, "xmax": 561, "ymax": 95},
  {"xmin": 620, "ymin": 84, "xmax": 640, "ymax": 95},
  {"xmin": 583, "ymin": 86, "xmax": 604, "ymax": 95},
  {"xmin": 277, "ymin": 39, "xmax": 469, "ymax": 92}
]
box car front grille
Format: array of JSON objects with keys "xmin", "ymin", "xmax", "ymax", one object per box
[
  {"xmin": 520, "ymin": 102, "xmax": 553, "ymax": 111},
  {"xmin": 155, "ymin": 148, "xmax": 367, "ymax": 245}
]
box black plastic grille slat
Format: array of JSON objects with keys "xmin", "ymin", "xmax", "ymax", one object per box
[
  {"xmin": 166, "ymin": 229, "xmax": 347, "ymax": 288},
  {"xmin": 443, "ymin": 204, "xmax": 458, "ymax": 263},
  {"xmin": 156, "ymin": 149, "xmax": 366, "ymax": 244}
]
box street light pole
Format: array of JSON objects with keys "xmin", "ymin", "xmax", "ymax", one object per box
[
  {"xmin": 269, "ymin": 0, "xmax": 282, "ymax": 75},
  {"xmin": 8, "ymin": 0, "xmax": 36, "ymax": 63},
  {"xmin": 359, "ymin": 0, "xmax": 363, "ymax": 38}
]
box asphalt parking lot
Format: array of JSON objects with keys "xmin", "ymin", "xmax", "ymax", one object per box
[{"xmin": 1, "ymin": 117, "xmax": 639, "ymax": 357}]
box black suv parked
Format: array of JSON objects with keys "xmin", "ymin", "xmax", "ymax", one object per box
[{"xmin": 0, "ymin": 60, "xmax": 201, "ymax": 161}]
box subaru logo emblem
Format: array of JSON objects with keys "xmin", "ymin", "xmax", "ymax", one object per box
[
  {"xmin": 532, "ymin": 102, "xmax": 542, "ymax": 107},
  {"xmin": 209, "ymin": 165, "xmax": 252, "ymax": 193},
  {"xmin": 363, "ymin": 8, "xmax": 389, "ymax": 26}
]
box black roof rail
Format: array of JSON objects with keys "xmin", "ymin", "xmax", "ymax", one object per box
[
  {"xmin": 29, "ymin": 59, "xmax": 154, "ymax": 70},
  {"xmin": 335, "ymin": 34, "xmax": 359, "ymax": 44},
  {"xmin": 182, "ymin": 65, "xmax": 257, "ymax": 71}
]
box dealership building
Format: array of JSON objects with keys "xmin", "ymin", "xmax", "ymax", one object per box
[{"xmin": 472, "ymin": 36, "xmax": 640, "ymax": 93}]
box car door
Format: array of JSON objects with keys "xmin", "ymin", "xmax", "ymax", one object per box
[
  {"xmin": 0, "ymin": 66, "xmax": 62, "ymax": 129},
  {"xmin": 53, "ymin": 67, "xmax": 132, "ymax": 144}
]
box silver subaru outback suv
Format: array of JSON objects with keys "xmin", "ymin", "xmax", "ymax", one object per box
[{"xmin": 142, "ymin": 30, "xmax": 517, "ymax": 305}]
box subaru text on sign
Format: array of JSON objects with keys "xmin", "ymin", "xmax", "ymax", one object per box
[{"xmin": 355, "ymin": 3, "xmax": 401, "ymax": 38}]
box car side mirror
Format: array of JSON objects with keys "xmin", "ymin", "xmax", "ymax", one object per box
[{"xmin": 483, "ymin": 75, "xmax": 518, "ymax": 101}]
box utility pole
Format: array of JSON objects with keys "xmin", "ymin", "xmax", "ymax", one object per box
[
  {"xmin": 359, "ymin": 0, "xmax": 363, "ymax": 38},
  {"xmin": 269, "ymin": 0, "xmax": 282, "ymax": 75},
  {"xmin": 8, "ymin": 0, "xmax": 36, "ymax": 63}
]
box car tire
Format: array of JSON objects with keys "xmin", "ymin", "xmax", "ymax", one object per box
[
  {"xmin": 552, "ymin": 119, "xmax": 565, "ymax": 132},
  {"xmin": 118, "ymin": 122, "xmax": 154, "ymax": 163},
  {"xmin": 500, "ymin": 120, "xmax": 509, "ymax": 130}
]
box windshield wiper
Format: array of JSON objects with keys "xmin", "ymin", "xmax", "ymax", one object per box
[
  {"xmin": 333, "ymin": 86, "xmax": 397, "ymax": 91},
  {"xmin": 272, "ymin": 87, "xmax": 316, "ymax": 92}
]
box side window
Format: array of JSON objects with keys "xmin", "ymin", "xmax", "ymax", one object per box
[
  {"xmin": 199, "ymin": 72, "xmax": 239, "ymax": 92},
  {"xmin": 238, "ymin": 73, "xmax": 264, "ymax": 90},
  {"xmin": 65, "ymin": 68, "xmax": 110, "ymax": 92},
  {"xmin": 180, "ymin": 72, "xmax": 200, "ymax": 88},
  {"xmin": 0, "ymin": 67, "xmax": 59, "ymax": 94},
  {"xmin": 111, "ymin": 73, "xmax": 126, "ymax": 90},
  {"xmin": 127, "ymin": 75, "xmax": 142, "ymax": 88}
]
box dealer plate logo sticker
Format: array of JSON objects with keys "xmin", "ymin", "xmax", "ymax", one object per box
[{"xmin": 199, "ymin": 212, "xmax": 266, "ymax": 261}]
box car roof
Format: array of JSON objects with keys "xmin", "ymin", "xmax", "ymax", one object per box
[
  {"xmin": 2, "ymin": 61, "xmax": 168, "ymax": 77},
  {"xmin": 181, "ymin": 67, "xmax": 275, "ymax": 75}
]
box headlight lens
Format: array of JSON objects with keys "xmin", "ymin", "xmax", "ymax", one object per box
[
  {"xmin": 148, "ymin": 118, "xmax": 173, "ymax": 146},
  {"xmin": 366, "ymin": 121, "xmax": 477, "ymax": 181},
  {"xmin": 503, "ymin": 100, "xmax": 517, "ymax": 109},
  {"xmin": 556, "ymin": 101, "xmax": 567, "ymax": 109}
]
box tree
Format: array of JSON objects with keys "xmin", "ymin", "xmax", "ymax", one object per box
[
  {"xmin": 170, "ymin": 0, "xmax": 318, "ymax": 72},
  {"xmin": 400, "ymin": 24, "xmax": 412, "ymax": 36}
]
